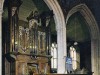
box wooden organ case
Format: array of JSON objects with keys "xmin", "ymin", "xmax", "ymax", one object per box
[{"xmin": 7, "ymin": 1, "xmax": 53, "ymax": 75}]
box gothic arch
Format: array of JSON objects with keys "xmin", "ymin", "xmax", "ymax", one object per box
[
  {"xmin": 66, "ymin": 4, "xmax": 100, "ymax": 75},
  {"xmin": 44, "ymin": 0, "xmax": 66, "ymax": 73}
]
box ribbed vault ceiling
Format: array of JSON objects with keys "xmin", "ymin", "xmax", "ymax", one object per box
[{"xmin": 67, "ymin": 12, "xmax": 90, "ymax": 42}]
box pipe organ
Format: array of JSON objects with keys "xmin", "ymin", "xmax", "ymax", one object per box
[{"xmin": 6, "ymin": 0, "xmax": 53, "ymax": 75}]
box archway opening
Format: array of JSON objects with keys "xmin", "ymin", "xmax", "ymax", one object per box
[
  {"xmin": 66, "ymin": 12, "xmax": 91, "ymax": 74},
  {"xmin": 66, "ymin": 4, "xmax": 99, "ymax": 75}
]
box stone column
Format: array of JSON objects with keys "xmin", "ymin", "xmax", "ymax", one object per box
[
  {"xmin": 0, "ymin": 7, "xmax": 3, "ymax": 75},
  {"xmin": 98, "ymin": 36, "xmax": 100, "ymax": 75},
  {"xmin": 43, "ymin": 0, "xmax": 67, "ymax": 73},
  {"xmin": 57, "ymin": 27, "xmax": 67, "ymax": 74},
  {"xmin": 91, "ymin": 38, "xmax": 99, "ymax": 75}
]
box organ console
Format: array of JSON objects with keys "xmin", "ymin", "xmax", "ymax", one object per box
[{"xmin": 7, "ymin": 0, "xmax": 53, "ymax": 75}]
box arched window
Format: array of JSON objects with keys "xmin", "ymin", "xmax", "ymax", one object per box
[
  {"xmin": 51, "ymin": 43, "xmax": 57, "ymax": 69},
  {"xmin": 70, "ymin": 46, "xmax": 77, "ymax": 70}
]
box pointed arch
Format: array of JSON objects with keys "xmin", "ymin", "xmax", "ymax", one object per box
[
  {"xmin": 44, "ymin": 0, "xmax": 66, "ymax": 73},
  {"xmin": 66, "ymin": 4, "xmax": 100, "ymax": 75}
]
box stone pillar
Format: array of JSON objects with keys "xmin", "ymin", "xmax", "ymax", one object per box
[
  {"xmin": 98, "ymin": 36, "xmax": 100, "ymax": 75},
  {"xmin": 0, "ymin": 7, "xmax": 3, "ymax": 75},
  {"xmin": 43, "ymin": 0, "xmax": 67, "ymax": 73},
  {"xmin": 91, "ymin": 38, "xmax": 99, "ymax": 75},
  {"xmin": 57, "ymin": 27, "xmax": 67, "ymax": 74}
]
